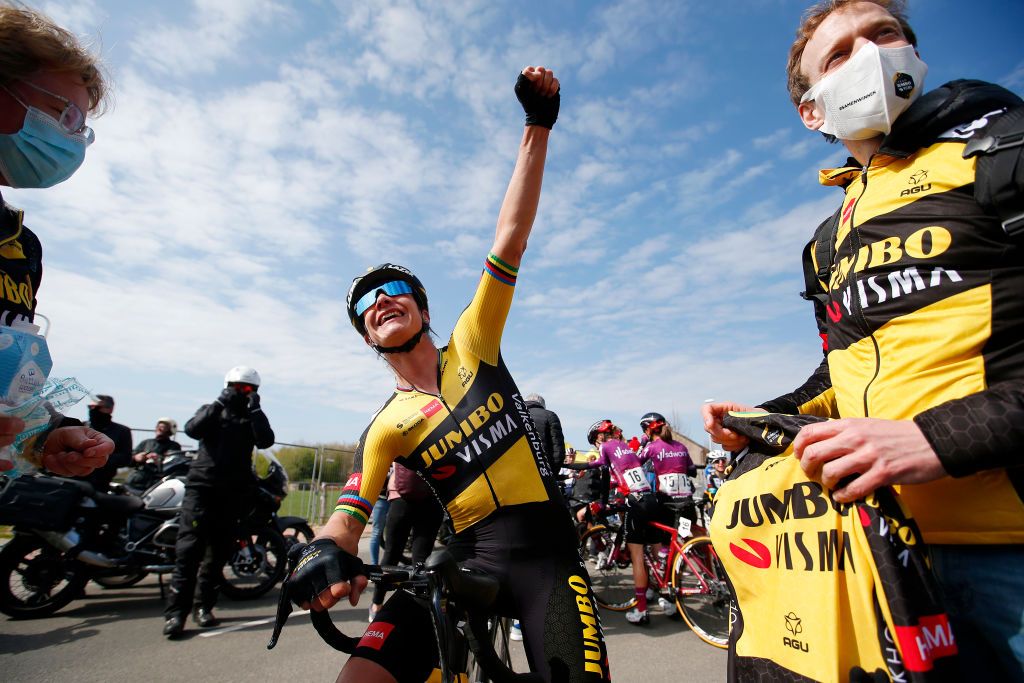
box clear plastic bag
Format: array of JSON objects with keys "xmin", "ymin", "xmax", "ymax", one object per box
[{"xmin": 0, "ymin": 377, "xmax": 90, "ymax": 476}]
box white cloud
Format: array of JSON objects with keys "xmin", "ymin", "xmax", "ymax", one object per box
[{"xmin": 130, "ymin": 0, "xmax": 287, "ymax": 76}]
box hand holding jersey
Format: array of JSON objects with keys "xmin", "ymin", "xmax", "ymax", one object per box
[
  {"xmin": 701, "ymin": 399, "xmax": 755, "ymax": 452},
  {"xmin": 793, "ymin": 417, "xmax": 948, "ymax": 503}
]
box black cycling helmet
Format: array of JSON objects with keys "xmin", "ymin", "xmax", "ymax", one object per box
[
  {"xmin": 640, "ymin": 411, "xmax": 667, "ymax": 433},
  {"xmin": 587, "ymin": 419, "xmax": 615, "ymax": 445},
  {"xmin": 346, "ymin": 263, "xmax": 429, "ymax": 335}
]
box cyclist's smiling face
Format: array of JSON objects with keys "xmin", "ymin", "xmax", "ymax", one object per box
[
  {"xmin": 362, "ymin": 292, "xmax": 425, "ymax": 346},
  {"xmin": 799, "ymin": 2, "xmax": 911, "ymax": 89}
]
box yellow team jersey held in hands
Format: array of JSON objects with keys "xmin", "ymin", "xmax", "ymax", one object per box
[
  {"xmin": 712, "ymin": 411, "xmax": 959, "ymax": 682},
  {"xmin": 336, "ymin": 254, "xmax": 560, "ymax": 534}
]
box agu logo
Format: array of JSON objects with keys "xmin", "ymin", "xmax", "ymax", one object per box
[
  {"xmin": 783, "ymin": 611, "xmax": 810, "ymax": 653},
  {"xmin": 358, "ymin": 621, "xmax": 396, "ymax": 651}
]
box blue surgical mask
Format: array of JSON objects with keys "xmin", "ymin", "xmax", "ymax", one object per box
[{"xmin": 0, "ymin": 106, "xmax": 91, "ymax": 188}]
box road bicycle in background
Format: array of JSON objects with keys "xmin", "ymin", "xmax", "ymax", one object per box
[{"xmin": 578, "ymin": 494, "xmax": 731, "ymax": 648}]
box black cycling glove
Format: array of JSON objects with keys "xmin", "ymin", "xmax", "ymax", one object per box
[
  {"xmin": 217, "ymin": 387, "xmax": 237, "ymax": 405},
  {"xmin": 284, "ymin": 539, "xmax": 364, "ymax": 607},
  {"xmin": 247, "ymin": 392, "xmax": 261, "ymax": 412},
  {"xmin": 515, "ymin": 73, "xmax": 560, "ymax": 129}
]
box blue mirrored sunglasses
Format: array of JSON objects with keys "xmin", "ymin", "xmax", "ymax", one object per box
[{"xmin": 354, "ymin": 280, "xmax": 415, "ymax": 317}]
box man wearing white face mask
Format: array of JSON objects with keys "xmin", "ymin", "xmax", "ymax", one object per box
[
  {"xmin": 0, "ymin": 5, "xmax": 114, "ymax": 477},
  {"xmin": 703, "ymin": 0, "xmax": 1024, "ymax": 678}
]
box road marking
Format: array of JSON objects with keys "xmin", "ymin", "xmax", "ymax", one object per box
[{"xmin": 199, "ymin": 610, "xmax": 310, "ymax": 638}]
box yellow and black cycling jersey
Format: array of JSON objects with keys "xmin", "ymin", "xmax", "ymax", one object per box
[
  {"xmin": 761, "ymin": 80, "xmax": 1024, "ymax": 545},
  {"xmin": 712, "ymin": 411, "xmax": 959, "ymax": 682},
  {"xmin": 336, "ymin": 253, "xmax": 560, "ymax": 534}
]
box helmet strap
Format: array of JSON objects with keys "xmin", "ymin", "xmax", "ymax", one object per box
[{"xmin": 372, "ymin": 317, "xmax": 431, "ymax": 355}]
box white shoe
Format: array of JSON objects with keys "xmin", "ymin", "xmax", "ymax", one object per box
[
  {"xmin": 657, "ymin": 597, "xmax": 673, "ymax": 614},
  {"xmin": 509, "ymin": 620, "xmax": 523, "ymax": 641},
  {"xmin": 595, "ymin": 551, "xmax": 609, "ymax": 569},
  {"xmin": 625, "ymin": 608, "xmax": 649, "ymax": 625}
]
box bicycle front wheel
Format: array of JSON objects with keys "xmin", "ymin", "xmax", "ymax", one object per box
[
  {"xmin": 670, "ymin": 536, "xmax": 730, "ymax": 648},
  {"xmin": 579, "ymin": 525, "xmax": 637, "ymax": 612}
]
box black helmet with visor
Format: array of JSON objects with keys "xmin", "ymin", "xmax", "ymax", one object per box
[{"xmin": 346, "ymin": 264, "xmax": 429, "ymax": 335}]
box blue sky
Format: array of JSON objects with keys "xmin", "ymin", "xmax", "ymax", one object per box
[{"xmin": 9, "ymin": 0, "xmax": 1023, "ymax": 451}]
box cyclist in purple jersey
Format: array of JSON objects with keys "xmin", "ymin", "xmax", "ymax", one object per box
[
  {"xmin": 568, "ymin": 420, "xmax": 668, "ymax": 625},
  {"xmin": 639, "ymin": 412, "xmax": 696, "ymax": 499}
]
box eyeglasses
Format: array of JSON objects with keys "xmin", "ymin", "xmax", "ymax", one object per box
[
  {"xmin": 353, "ymin": 280, "xmax": 414, "ymax": 317},
  {"xmin": 2, "ymin": 81, "xmax": 94, "ymax": 143}
]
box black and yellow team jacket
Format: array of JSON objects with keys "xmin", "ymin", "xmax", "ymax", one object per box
[
  {"xmin": 336, "ymin": 254, "xmax": 562, "ymax": 534},
  {"xmin": 759, "ymin": 81, "xmax": 1024, "ymax": 545},
  {"xmin": 0, "ymin": 190, "xmax": 42, "ymax": 326}
]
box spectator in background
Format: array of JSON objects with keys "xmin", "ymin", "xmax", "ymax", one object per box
[
  {"xmin": 0, "ymin": 5, "xmax": 113, "ymax": 476},
  {"xmin": 126, "ymin": 418, "xmax": 181, "ymax": 491},
  {"xmin": 74, "ymin": 394, "xmax": 131, "ymax": 492},
  {"xmin": 367, "ymin": 461, "xmax": 443, "ymax": 622},
  {"xmin": 367, "ymin": 466, "xmax": 390, "ymax": 566},
  {"xmin": 163, "ymin": 366, "xmax": 274, "ymax": 639},
  {"xmin": 524, "ymin": 393, "xmax": 565, "ymax": 474}
]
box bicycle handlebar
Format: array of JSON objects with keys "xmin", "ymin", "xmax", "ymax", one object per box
[{"xmin": 268, "ymin": 548, "xmax": 542, "ymax": 683}]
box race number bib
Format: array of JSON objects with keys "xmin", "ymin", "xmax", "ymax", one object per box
[
  {"xmin": 621, "ymin": 466, "xmax": 648, "ymax": 492},
  {"xmin": 657, "ymin": 472, "xmax": 692, "ymax": 496},
  {"xmin": 677, "ymin": 516, "xmax": 693, "ymax": 539}
]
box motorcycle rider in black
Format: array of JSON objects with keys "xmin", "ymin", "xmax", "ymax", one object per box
[
  {"xmin": 163, "ymin": 367, "xmax": 275, "ymax": 638},
  {"xmin": 74, "ymin": 394, "xmax": 133, "ymax": 493},
  {"xmin": 126, "ymin": 418, "xmax": 181, "ymax": 491}
]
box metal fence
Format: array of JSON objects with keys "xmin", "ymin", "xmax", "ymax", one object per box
[{"xmin": 275, "ymin": 443, "xmax": 355, "ymax": 526}]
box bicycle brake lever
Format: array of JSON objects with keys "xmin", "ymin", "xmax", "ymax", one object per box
[{"xmin": 267, "ymin": 555, "xmax": 297, "ymax": 650}]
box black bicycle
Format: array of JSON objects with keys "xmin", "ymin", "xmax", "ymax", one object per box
[{"xmin": 268, "ymin": 548, "xmax": 538, "ymax": 683}]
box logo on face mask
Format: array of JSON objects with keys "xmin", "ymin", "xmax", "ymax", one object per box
[{"xmin": 893, "ymin": 72, "xmax": 915, "ymax": 99}]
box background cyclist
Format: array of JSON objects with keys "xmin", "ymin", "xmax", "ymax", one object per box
[{"xmin": 568, "ymin": 419, "xmax": 670, "ymax": 625}]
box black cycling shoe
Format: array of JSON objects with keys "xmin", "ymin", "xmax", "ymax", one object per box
[
  {"xmin": 194, "ymin": 608, "xmax": 220, "ymax": 628},
  {"xmin": 163, "ymin": 615, "xmax": 184, "ymax": 639}
]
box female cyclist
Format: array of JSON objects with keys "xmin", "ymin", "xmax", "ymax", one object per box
[{"xmin": 285, "ymin": 66, "xmax": 611, "ymax": 683}]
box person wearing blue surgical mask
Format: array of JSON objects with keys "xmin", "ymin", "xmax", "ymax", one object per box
[{"xmin": 0, "ymin": 5, "xmax": 113, "ymax": 477}]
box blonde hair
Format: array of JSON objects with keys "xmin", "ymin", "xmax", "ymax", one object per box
[
  {"xmin": 0, "ymin": 3, "xmax": 108, "ymax": 113},
  {"xmin": 785, "ymin": 0, "xmax": 917, "ymax": 105}
]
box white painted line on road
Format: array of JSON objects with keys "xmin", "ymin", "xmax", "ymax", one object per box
[{"xmin": 199, "ymin": 610, "xmax": 310, "ymax": 638}]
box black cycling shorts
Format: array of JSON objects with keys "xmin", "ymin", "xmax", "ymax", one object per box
[{"xmin": 624, "ymin": 495, "xmax": 673, "ymax": 545}]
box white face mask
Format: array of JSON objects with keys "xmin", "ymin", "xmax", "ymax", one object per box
[{"xmin": 801, "ymin": 42, "xmax": 928, "ymax": 141}]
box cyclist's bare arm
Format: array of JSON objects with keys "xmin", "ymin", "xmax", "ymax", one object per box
[{"xmin": 491, "ymin": 66, "xmax": 559, "ymax": 269}]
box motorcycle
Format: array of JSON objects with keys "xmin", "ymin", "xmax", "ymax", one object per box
[
  {"xmin": 219, "ymin": 452, "xmax": 313, "ymax": 600},
  {"xmin": 0, "ymin": 451, "xmax": 308, "ymax": 617}
]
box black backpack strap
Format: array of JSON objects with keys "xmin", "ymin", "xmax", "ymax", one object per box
[
  {"xmin": 800, "ymin": 207, "xmax": 841, "ymax": 306},
  {"xmin": 964, "ymin": 105, "xmax": 1024, "ymax": 237}
]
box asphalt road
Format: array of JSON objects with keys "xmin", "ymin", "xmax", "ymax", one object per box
[{"xmin": 0, "ymin": 537, "xmax": 727, "ymax": 683}]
